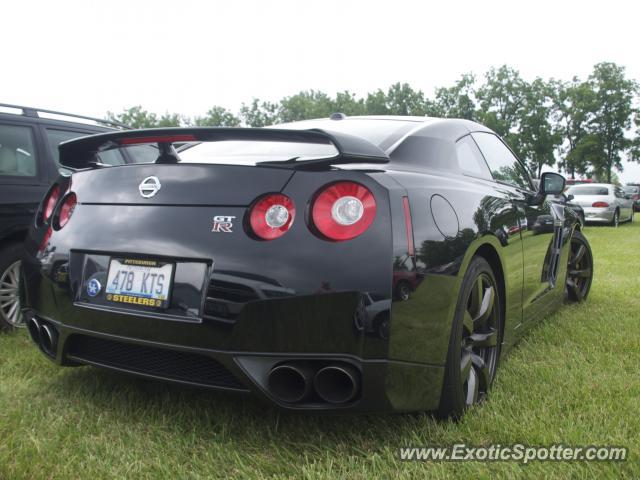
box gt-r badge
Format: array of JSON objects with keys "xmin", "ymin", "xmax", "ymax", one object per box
[
  {"xmin": 212, "ymin": 215, "xmax": 235, "ymax": 233},
  {"xmin": 86, "ymin": 278, "xmax": 102, "ymax": 297}
]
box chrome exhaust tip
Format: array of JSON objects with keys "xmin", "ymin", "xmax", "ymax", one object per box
[
  {"xmin": 39, "ymin": 323, "xmax": 58, "ymax": 357},
  {"xmin": 27, "ymin": 316, "xmax": 41, "ymax": 345},
  {"xmin": 267, "ymin": 363, "xmax": 314, "ymax": 403},
  {"xmin": 313, "ymin": 365, "xmax": 360, "ymax": 404}
]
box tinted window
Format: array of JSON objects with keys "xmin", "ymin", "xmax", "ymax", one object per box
[
  {"xmin": 0, "ymin": 125, "xmax": 37, "ymax": 177},
  {"xmin": 46, "ymin": 129, "xmax": 126, "ymax": 173},
  {"xmin": 566, "ymin": 186, "xmax": 609, "ymax": 196},
  {"xmin": 456, "ymin": 135, "xmax": 492, "ymax": 179},
  {"xmin": 472, "ymin": 132, "xmax": 531, "ymax": 189}
]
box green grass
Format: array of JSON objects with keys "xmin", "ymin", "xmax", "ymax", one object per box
[{"xmin": 1, "ymin": 223, "xmax": 639, "ymax": 479}]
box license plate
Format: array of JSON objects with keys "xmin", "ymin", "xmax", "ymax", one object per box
[{"xmin": 105, "ymin": 258, "xmax": 174, "ymax": 309}]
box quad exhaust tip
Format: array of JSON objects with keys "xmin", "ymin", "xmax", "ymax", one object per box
[
  {"xmin": 40, "ymin": 323, "xmax": 58, "ymax": 357},
  {"xmin": 313, "ymin": 365, "xmax": 360, "ymax": 404},
  {"xmin": 27, "ymin": 316, "xmax": 41, "ymax": 345},
  {"xmin": 267, "ymin": 362, "xmax": 360, "ymax": 405},
  {"xmin": 26, "ymin": 315, "xmax": 58, "ymax": 357},
  {"xmin": 267, "ymin": 364, "xmax": 314, "ymax": 403}
]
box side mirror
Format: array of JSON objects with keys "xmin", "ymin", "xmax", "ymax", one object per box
[
  {"xmin": 539, "ymin": 172, "xmax": 566, "ymax": 196},
  {"xmin": 566, "ymin": 194, "xmax": 574, "ymax": 202},
  {"xmin": 625, "ymin": 194, "xmax": 633, "ymax": 200}
]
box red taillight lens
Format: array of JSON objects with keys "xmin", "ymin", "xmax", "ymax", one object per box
[
  {"xmin": 592, "ymin": 201, "xmax": 609, "ymax": 208},
  {"xmin": 42, "ymin": 185, "xmax": 61, "ymax": 222},
  {"xmin": 402, "ymin": 196, "xmax": 415, "ymax": 256},
  {"xmin": 57, "ymin": 193, "xmax": 77, "ymax": 229},
  {"xmin": 311, "ymin": 182, "xmax": 376, "ymax": 241},
  {"xmin": 249, "ymin": 194, "xmax": 295, "ymax": 240}
]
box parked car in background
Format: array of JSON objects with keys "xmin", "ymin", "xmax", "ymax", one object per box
[
  {"xmin": 0, "ymin": 103, "xmax": 136, "ymax": 330},
  {"xmin": 565, "ymin": 183, "xmax": 634, "ymax": 226},
  {"xmin": 623, "ymin": 185, "xmax": 640, "ymax": 212}
]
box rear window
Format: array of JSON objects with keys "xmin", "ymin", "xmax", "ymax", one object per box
[
  {"xmin": 178, "ymin": 140, "xmax": 338, "ymax": 165},
  {"xmin": 567, "ymin": 186, "xmax": 610, "ymax": 196},
  {"xmin": 623, "ymin": 186, "xmax": 639, "ymax": 194}
]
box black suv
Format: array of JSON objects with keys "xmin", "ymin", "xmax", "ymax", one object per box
[{"xmin": 0, "ymin": 104, "xmax": 150, "ymax": 329}]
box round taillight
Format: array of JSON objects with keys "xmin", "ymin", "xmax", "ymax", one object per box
[
  {"xmin": 311, "ymin": 182, "xmax": 376, "ymax": 241},
  {"xmin": 42, "ymin": 185, "xmax": 61, "ymax": 223},
  {"xmin": 57, "ymin": 193, "xmax": 77, "ymax": 229},
  {"xmin": 249, "ymin": 194, "xmax": 295, "ymax": 240}
]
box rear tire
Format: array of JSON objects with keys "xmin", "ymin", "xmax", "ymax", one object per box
[
  {"xmin": 0, "ymin": 242, "xmax": 25, "ymax": 331},
  {"xmin": 438, "ymin": 257, "xmax": 502, "ymax": 419},
  {"xmin": 611, "ymin": 209, "xmax": 620, "ymax": 227}
]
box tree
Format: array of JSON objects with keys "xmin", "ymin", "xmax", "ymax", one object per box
[
  {"xmin": 333, "ymin": 91, "xmax": 367, "ymax": 116},
  {"xmin": 585, "ymin": 62, "xmax": 637, "ymax": 183},
  {"xmin": 106, "ymin": 106, "xmax": 184, "ymax": 128},
  {"xmin": 517, "ymin": 78, "xmax": 562, "ymax": 177},
  {"xmin": 364, "ymin": 83, "xmax": 428, "ymax": 116},
  {"xmin": 431, "ymin": 73, "xmax": 477, "ymax": 119},
  {"xmin": 106, "ymin": 106, "xmax": 161, "ymax": 128},
  {"xmin": 239, "ymin": 98, "xmax": 280, "ymax": 127},
  {"xmin": 552, "ymin": 77, "xmax": 596, "ymax": 178},
  {"xmin": 194, "ymin": 106, "xmax": 240, "ymax": 127},
  {"xmin": 476, "ymin": 66, "xmax": 526, "ymax": 146},
  {"xmin": 278, "ymin": 90, "xmax": 335, "ymax": 123}
]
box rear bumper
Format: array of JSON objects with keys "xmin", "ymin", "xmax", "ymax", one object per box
[
  {"xmin": 23, "ymin": 309, "xmax": 444, "ymax": 412},
  {"xmin": 582, "ymin": 207, "xmax": 615, "ymax": 223}
]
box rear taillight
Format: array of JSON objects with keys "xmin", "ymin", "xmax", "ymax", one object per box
[
  {"xmin": 248, "ymin": 194, "xmax": 295, "ymax": 240},
  {"xmin": 402, "ymin": 196, "xmax": 415, "ymax": 256},
  {"xmin": 592, "ymin": 201, "xmax": 609, "ymax": 208},
  {"xmin": 42, "ymin": 185, "xmax": 61, "ymax": 223},
  {"xmin": 56, "ymin": 193, "xmax": 77, "ymax": 229},
  {"xmin": 311, "ymin": 182, "xmax": 376, "ymax": 241}
]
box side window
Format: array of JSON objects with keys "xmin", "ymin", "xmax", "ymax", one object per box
[
  {"xmin": 45, "ymin": 129, "xmax": 126, "ymax": 173},
  {"xmin": 471, "ymin": 132, "xmax": 532, "ymax": 190},
  {"xmin": 0, "ymin": 124, "xmax": 38, "ymax": 177},
  {"xmin": 455, "ymin": 135, "xmax": 492, "ymax": 179}
]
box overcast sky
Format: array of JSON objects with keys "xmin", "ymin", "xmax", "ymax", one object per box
[{"xmin": 3, "ymin": 0, "xmax": 640, "ymax": 181}]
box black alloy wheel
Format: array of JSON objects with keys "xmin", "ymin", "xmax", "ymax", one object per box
[
  {"xmin": 566, "ymin": 230, "xmax": 593, "ymax": 302},
  {"xmin": 439, "ymin": 257, "xmax": 501, "ymax": 418}
]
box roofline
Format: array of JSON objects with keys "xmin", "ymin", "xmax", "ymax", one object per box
[{"xmin": 0, "ymin": 102, "xmax": 130, "ymax": 130}]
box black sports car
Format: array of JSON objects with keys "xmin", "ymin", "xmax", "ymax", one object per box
[{"xmin": 21, "ymin": 116, "xmax": 593, "ymax": 417}]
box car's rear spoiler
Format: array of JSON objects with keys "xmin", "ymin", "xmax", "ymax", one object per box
[{"xmin": 58, "ymin": 127, "xmax": 390, "ymax": 170}]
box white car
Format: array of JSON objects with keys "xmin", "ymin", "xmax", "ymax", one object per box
[{"xmin": 566, "ymin": 183, "xmax": 634, "ymax": 226}]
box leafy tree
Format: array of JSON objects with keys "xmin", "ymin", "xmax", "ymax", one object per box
[
  {"xmin": 333, "ymin": 91, "xmax": 367, "ymax": 116},
  {"xmin": 194, "ymin": 106, "xmax": 240, "ymax": 127},
  {"xmin": 431, "ymin": 73, "xmax": 477, "ymax": 119},
  {"xmin": 552, "ymin": 77, "xmax": 596, "ymax": 177},
  {"xmin": 364, "ymin": 83, "xmax": 428, "ymax": 116},
  {"xmin": 239, "ymin": 99, "xmax": 280, "ymax": 127},
  {"xmin": 278, "ymin": 90, "xmax": 335, "ymax": 123},
  {"xmin": 106, "ymin": 106, "xmax": 162, "ymax": 128},
  {"xmin": 585, "ymin": 62, "xmax": 637, "ymax": 182},
  {"xmin": 517, "ymin": 78, "xmax": 562, "ymax": 177},
  {"xmin": 106, "ymin": 106, "xmax": 184, "ymax": 128},
  {"xmin": 476, "ymin": 66, "xmax": 526, "ymax": 146}
]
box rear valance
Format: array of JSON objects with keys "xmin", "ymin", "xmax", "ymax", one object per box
[{"xmin": 58, "ymin": 127, "xmax": 389, "ymax": 170}]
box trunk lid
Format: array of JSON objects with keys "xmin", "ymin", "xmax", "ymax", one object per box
[{"xmin": 71, "ymin": 164, "xmax": 294, "ymax": 205}]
